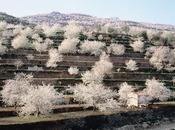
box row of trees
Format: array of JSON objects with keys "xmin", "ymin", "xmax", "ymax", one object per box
[
  {"xmin": 1, "ymin": 20, "xmax": 175, "ymax": 72},
  {"xmin": 1, "ymin": 53, "xmax": 172, "ymax": 116}
]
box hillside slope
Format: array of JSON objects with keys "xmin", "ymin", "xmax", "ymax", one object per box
[
  {"xmin": 0, "ymin": 12, "xmax": 31, "ymax": 25},
  {"xmin": 22, "ymin": 11, "xmax": 175, "ymax": 31}
]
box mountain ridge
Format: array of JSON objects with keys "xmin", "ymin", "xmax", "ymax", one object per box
[
  {"xmin": 0, "ymin": 12, "xmax": 31, "ymax": 25},
  {"xmin": 1, "ymin": 11, "xmax": 174, "ymax": 32}
]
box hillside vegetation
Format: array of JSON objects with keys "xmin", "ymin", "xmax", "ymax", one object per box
[{"xmin": 0, "ymin": 20, "xmax": 175, "ymax": 129}]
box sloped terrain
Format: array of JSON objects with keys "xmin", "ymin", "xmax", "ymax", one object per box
[
  {"xmin": 22, "ymin": 11, "xmax": 175, "ymax": 31},
  {"xmin": 0, "ymin": 32, "xmax": 175, "ymax": 130},
  {"xmin": 0, "ymin": 12, "xmax": 31, "ymax": 26}
]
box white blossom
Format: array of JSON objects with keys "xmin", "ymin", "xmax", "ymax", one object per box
[
  {"xmin": 32, "ymin": 34, "xmax": 43, "ymax": 43},
  {"xmin": 80, "ymin": 40, "xmax": 106, "ymax": 56},
  {"xmin": 64, "ymin": 21, "xmax": 83, "ymax": 39},
  {"xmin": 125, "ymin": 59, "xmax": 138, "ymax": 71},
  {"xmin": 118, "ymin": 82, "xmax": 135, "ymax": 105},
  {"xmin": 1, "ymin": 73, "xmax": 33, "ymax": 107},
  {"xmin": 68, "ymin": 66, "xmax": 79, "ymax": 75},
  {"xmin": 107, "ymin": 43, "xmax": 125, "ymax": 55},
  {"xmin": 149, "ymin": 46, "xmax": 175, "ymax": 70},
  {"xmin": 98, "ymin": 35, "xmax": 103, "ymax": 40},
  {"xmin": 33, "ymin": 38, "xmax": 53, "ymax": 53},
  {"xmin": 143, "ymin": 79, "xmax": 171, "ymax": 102},
  {"xmin": 12, "ymin": 34, "xmax": 29, "ymax": 49},
  {"xmin": 58, "ymin": 38, "xmax": 79, "ymax": 54},
  {"xmin": 19, "ymin": 84, "xmax": 62, "ymax": 116},
  {"xmin": 42, "ymin": 24, "xmax": 62, "ymax": 37},
  {"xmin": 46, "ymin": 49, "xmax": 63, "ymax": 68},
  {"xmin": 81, "ymin": 52, "xmax": 113, "ymax": 84},
  {"xmin": 14, "ymin": 59, "xmax": 24, "ymax": 70},
  {"xmin": 130, "ymin": 39, "xmax": 144, "ymax": 52},
  {"xmin": 69, "ymin": 83, "xmax": 119, "ymax": 111}
]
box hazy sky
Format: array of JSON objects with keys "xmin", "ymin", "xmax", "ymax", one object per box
[{"xmin": 0, "ymin": 0, "xmax": 175, "ymax": 25}]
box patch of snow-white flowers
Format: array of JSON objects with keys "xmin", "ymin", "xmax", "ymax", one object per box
[
  {"xmin": 69, "ymin": 82, "xmax": 119, "ymax": 111},
  {"xmin": 58, "ymin": 38, "xmax": 79, "ymax": 54},
  {"xmin": 42, "ymin": 24, "xmax": 62, "ymax": 37},
  {"xmin": 19, "ymin": 84, "xmax": 62, "ymax": 116},
  {"xmin": 64, "ymin": 21, "xmax": 83, "ymax": 39},
  {"xmin": 98, "ymin": 35, "xmax": 103, "ymax": 40},
  {"xmin": 46, "ymin": 49, "xmax": 63, "ymax": 68},
  {"xmin": 32, "ymin": 33, "xmax": 43, "ymax": 43},
  {"xmin": 107, "ymin": 43, "xmax": 125, "ymax": 55},
  {"xmin": 118, "ymin": 82, "xmax": 135, "ymax": 105},
  {"xmin": 145, "ymin": 46, "xmax": 156, "ymax": 58},
  {"xmin": 82, "ymin": 52, "xmax": 113, "ymax": 84},
  {"xmin": 130, "ymin": 39, "xmax": 144, "ymax": 52},
  {"xmin": 12, "ymin": 34, "xmax": 29, "ymax": 49},
  {"xmin": 143, "ymin": 79, "xmax": 171, "ymax": 102},
  {"xmin": 149, "ymin": 46, "xmax": 175, "ymax": 71},
  {"xmin": 125, "ymin": 59, "xmax": 138, "ymax": 71},
  {"xmin": 1, "ymin": 73, "xmax": 63, "ymax": 116},
  {"xmin": 68, "ymin": 66, "xmax": 79, "ymax": 75},
  {"xmin": 14, "ymin": 59, "xmax": 24, "ymax": 70},
  {"xmin": 80, "ymin": 40, "xmax": 106, "ymax": 56},
  {"xmin": 1, "ymin": 73, "xmax": 33, "ymax": 107},
  {"xmin": 33, "ymin": 39, "xmax": 53, "ymax": 53},
  {"xmin": 68, "ymin": 52, "xmax": 120, "ymax": 112}
]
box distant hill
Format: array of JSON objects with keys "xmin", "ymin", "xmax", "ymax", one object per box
[
  {"xmin": 22, "ymin": 11, "xmax": 175, "ymax": 32},
  {"xmin": 0, "ymin": 12, "xmax": 31, "ymax": 25}
]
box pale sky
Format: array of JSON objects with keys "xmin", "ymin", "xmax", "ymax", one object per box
[{"xmin": 0, "ymin": 0, "xmax": 175, "ymax": 25}]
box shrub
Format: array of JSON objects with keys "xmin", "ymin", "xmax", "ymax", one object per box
[
  {"xmin": 33, "ymin": 38, "xmax": 53, "ymax": 53},
  {"xmin": 64, "ymin": 21, "xmax": 83, "ymax": 39},
  {"xmin": 1, "ymin": 73, "xmax": 33, "ymax": 107},
  {"xmin": 19, "ymin": 84, "xmax": 62, "ymax": 116},
  {"xmin": 130, "ymin": 39, "xmax": 144, "ymax": 52},
  {"xmin": 145, "ymin": 46, "xmax": 156, "ymax": 58},
  {"xmin": 32, "ymin": 34, "xmax": 43, "ymax": 43},
  {"xmin": 149, "ymin": 46, "xmax": 173, "ymax": 70},
  {"xmin": 46, "ymin": 49, "xmax": 63, "ymax": 68},
  {"xmin": 118, "ymin": 82, "xmax": 135, "ymax": 105},
  {"xmin": 80, "ymin": 40, "xmax": 106, "ymax": 56},
  {"xmin": 42, "ymin": 24, "xmax": 62, "ymax": 37},
  {"xmin": 68, "ymin": 66, "xmax": 79, "ymax": 75},
  {"xmin": 143, "ymin": 79, "xmax": 171, "ymax": 102},
  {"xmin": 107, "ymin": 43, "xmax": 125, "ymax": 55},
  {"xmin": 58, "ymin": 38, "xmax": 79, "ymax": 54},
  {"xmin": 98, "ymin": 35, "xmax": 103, "ymax": 40},
  {"xmin": 125, "ymin": 59, "xmax": 138, "ymax": 71},
  {"xmin": 12, "ymin": 34, "xmax": 29, "ymax": 49},
  {"xmin": 14, "ymin": 59, "xmax": 24, "ymax": 70},
  {"xmin": 81, "ymin": 52, "xmax": 113, "ymax": 84},
  {"xmin": 69, "ymin": 83, "xmax": 119, "ymax": 111}
]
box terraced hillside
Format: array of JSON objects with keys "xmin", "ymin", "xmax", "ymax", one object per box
[
  {"xmin": 0, "ymin": 33, "xmax": 175, "ymax": 103},
  {"xmin": 1, "ymin": 27, "xmax": 175, "ymax": 129}
]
